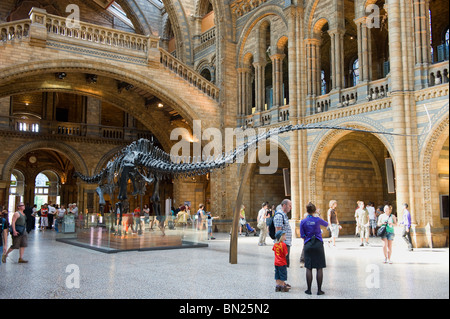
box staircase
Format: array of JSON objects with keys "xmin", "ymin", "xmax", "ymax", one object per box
[{"xmin": 0, "ymin": 7, "xmax": 219, "ymax": 101}]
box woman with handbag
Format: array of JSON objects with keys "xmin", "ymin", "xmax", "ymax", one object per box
[
  {"xmin": 3, "ymin": 202, "xmax": 28, "ymax": 263},
  {"xmin": 377, "ymin": 205, "xmax": 397, "ymax": 264}
]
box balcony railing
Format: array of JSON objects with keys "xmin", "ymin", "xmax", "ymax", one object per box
[
  {"xmin": 2, "ymin": 115, "xmax": 154, "ymax": 142},
  {"xmin": 160, "ymin": 48, "xmax": 220, "ymax": 100},
  {"xmin": 0, "ymin": 19, "xmax": 31, "ymax": 42}
]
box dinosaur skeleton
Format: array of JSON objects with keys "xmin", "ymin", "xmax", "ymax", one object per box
[{"xmin": 74, "ymin": 114, "xmax": 432, "ymax": 235}]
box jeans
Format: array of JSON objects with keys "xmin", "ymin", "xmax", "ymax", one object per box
[{"xmin": 402, "ymin": 225, "xmax": 413, "ymax": 250}]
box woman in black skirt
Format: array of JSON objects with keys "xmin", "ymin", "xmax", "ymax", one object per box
[{"xmin": 300, "ymin": 202, "xmax": 328, "ymax": 295}]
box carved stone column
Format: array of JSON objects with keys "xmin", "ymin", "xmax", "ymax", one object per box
[
  {"xmin": 270, "ymin": 53, "xmax": 285, "ymax": 107},
  {"xmin": 355, "ymin": 17, "xmax": 372, "ymax": 82},
  {"xmin": 252, "ymin": 61, "xmax": 266, "ymax": 112},
  {"xmin": 328, "ymin": 29, "xmax": 345, "ymax": 90},
  {"xmin": 237, "ymin": 67, "xmax": 252, "ymax": 116},
  {"xmin": 306, "ymin": 38, "xmax": 321, "ymax": 96}
]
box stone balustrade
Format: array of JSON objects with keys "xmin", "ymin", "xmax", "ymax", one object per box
[
  {"xmin": 0, "ymin": 19, "xmax": 31, "ymax": 42},
  {"xmin": 160, "ymin": 47, "xmax": 220, "ymax": 101}
]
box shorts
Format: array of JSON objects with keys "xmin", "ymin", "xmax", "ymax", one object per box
[
  {"xmin": 369, "ymin": 219, "xmax": 377, "ymax": 229},
  {"xmin": 41, "ymin": 217, "xmax": 48, "ymax": 227},
  {"xmin": 274, "ymin": 265, "xmax": 287, "ymax": 281},
  {"xmin": 381, "ymin": 232, "xmax": 395, "ymax": 241},
  {"xmin": 208, "ymin": 226, "xmax": 212, "ymax": 233},
  {"xmin": 330, "ymin": 224, "xmax": 340, "ymax": 238},
  {"xmin": 11, "ymin": 233, "xmax": 28, "ymax": 249}
]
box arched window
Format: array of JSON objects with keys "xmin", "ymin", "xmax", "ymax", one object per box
[
  {"xmin": 321, "ymin": 70, "xmax": 327, "ymax": 95},
  {"xmin": 351, "ymin": 58, "xmax": 360, "ymax": 86},
  {"xmin": 35, "ymin": 172, "xmax": 50, "ymax": 208}
]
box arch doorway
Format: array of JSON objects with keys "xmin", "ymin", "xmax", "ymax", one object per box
[{"xmin": 317, "ymin": 131, "xmax": 393, "ymax": 235}]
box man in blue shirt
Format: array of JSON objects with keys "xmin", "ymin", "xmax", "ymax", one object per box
[
  {"xmin": 274, "ymin": 199, "xmax": 292, "ymax": 267},
  {"xmin": 400, "ymin": 203, "xmax": 413, "ymax": 251}
]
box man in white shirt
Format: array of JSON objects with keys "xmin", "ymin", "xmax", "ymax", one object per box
[
  {"xmin": 367, "ymin": 202, "xmax": 377, "ymax": 237},
  {"xmin": 257, "ymin": 202, "xmax": 268, "ymax": 246}
]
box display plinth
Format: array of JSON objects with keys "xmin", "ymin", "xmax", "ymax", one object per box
[{"xmin": 56, "ymin": 226, "xmax": 208, "ymax": 253}]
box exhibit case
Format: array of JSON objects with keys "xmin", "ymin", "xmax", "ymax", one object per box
[{"xmin": 56, "ymin": 210, "xmax": 209, "ymax": 253}]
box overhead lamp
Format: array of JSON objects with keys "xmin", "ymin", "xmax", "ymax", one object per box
[
  {"xmin": 157, "ymin": 103, "xmax": 164, "ymax": 108},
  {"xmin": 56, "ymin": 72, "xmax": 67, "ymax": 80}
]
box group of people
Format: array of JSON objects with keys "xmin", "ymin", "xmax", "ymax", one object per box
[
  {"xmin": 0, "ymin": 201, "xmax": 79, "ymax": 265},
  {"xmin": 270, "ymin": 199, "xmax": 325, "ymax": 294},
  {"xmin": 269, "ymin": 198, "xmax": 414, "ymax": 295}
]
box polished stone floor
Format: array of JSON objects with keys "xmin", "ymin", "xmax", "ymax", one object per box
[{"xmin": 0, "ymin": 228, "xmax": 448, "ymax": 299}]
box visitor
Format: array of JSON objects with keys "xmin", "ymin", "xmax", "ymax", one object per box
[
  {"xmin": 273, "ymin": 230, "xmax": 290, "ymax": 292},
  {"xmin": 367, "ymin": 201, "xmax": 377, "ymax": 237},
  {"xmin": 40, "ymin": 204, "xmax": 48, "ymax": 231},
  {"xmin": 327, "ymin": 200, "xmax": 341, "ymax": 247},
  {"xmin": 55, "ymin": 204, "xmax": 66, "ymax": 233},
  {"xmin": 3, "ymin": 202, "xmax": 29, "ymax": 263},
  {"xmin": 31, "ymin": 204, "xmax": 37, "ymax": 231},
  {"xmin": 355, "ymin": 201, "xmax": 370, "ymax": 246},
  {"xmin": 176, "ymin": 205, "xmax": 189, "ymax": 230},
  {"xmin": 206, "ymin": 211, "xmax": 218, "ymax": 240},
  {"xmin": 143, "ymin": 204, "xmax": 150, "ymax": 229},
  {"xmin": 48, "ymin": 202, "xmax": 56, "ymax": 230},
  {"xmin": 400, "ymin": 203, "xmax": 413, "ymax": 251},
  {"xmin": 274, "ymin": 199, "xmax": 292, "ymax": 267},
  {"xmin": 378, "ymin": 205, "xmax": 397, "ymax": 264},
  {"xmin": 24, "ymin": 203, "xmax": 34, "ymax": 233},
  {"xmin": 257, "ymin": 202, "xmax": 268, "ymax": 246},
  {"xmin": 134, "ymin": 206, "xmax": 142, "ymax": 234},
  {"xmin": 197, "ymin": 204, "xmax": 205, "ymax": 231},
  {"xmin": 300, "ymin": 202, "xmax": 328, "ymax": 295},
  {"xmin": 1, "ymin": 210, "xmax": 8, "ymax": 265},
  {"xmin": 239, "ymin": 204, "xmax": 246, "ymax": 236}
]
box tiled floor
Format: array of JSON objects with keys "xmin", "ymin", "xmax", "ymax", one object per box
[{"xmin": 0, "ymin": 228, "xmax": 448, "ymax": 299}]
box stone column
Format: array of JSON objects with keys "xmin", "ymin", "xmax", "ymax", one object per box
[
  {"xmin": 237, "ymin": 67, "xmax": 252, "ymax": 124},
  {"xmin": 413, "ymin": 0, "xmax": 431, "ymax": 89},
  {"xmin": 253, "ymin": 61, "xmax": 266, "ymax": 112},
  {"xmin": 306, "ymin": 38, "xmax": 321, "ymax": 96},
  {"xmin": 328, "ymin": 29, "xmax": 345, "ymax": 90},
  {"xmin": 0, "ymin": 97, "xmax": 11, "ymax": 129},
  {"xmin": 85, "ymin": 97, "xmax": 101, "ymax": 138},
  {"xmin": 355, "ymin": 17, "xmax": 372, "ymax": 82},
  {"xmin": 270, "ymin": 53, "xmax": 286, "ymax": 107},
  {"xmin": 387, "ymin": 0, "xmax": 421, "ymax": 233}
]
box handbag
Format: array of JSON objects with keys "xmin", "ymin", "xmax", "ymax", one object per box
[
  {"xmin": 9, "ymin": 224, "xmax": 25, "ymax": 236},
  {"xmin": 377, "ymin": 224, "xmax": 387, "ymax": 237},
  {"xmin": 377, "ymin": 216, "xmax": 390, "ymax": 237},
  {"xmin": 257, "ymin": 219, "xmax": 266, "ymax": 229}
]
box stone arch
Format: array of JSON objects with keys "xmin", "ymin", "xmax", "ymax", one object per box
[
  {"xmin": 0, "ymin": 59, "xmax": 217, "ymax": 149},
  {"xmin": 234, "ymin": 138, "xmax": 291, "ymax": 217},
  {"xmin": 308, "ymin": 123, "xmax": 394, "ymax": 211},
  {"xmin": 1, "ymin": 140, "xmax": 88, "ymax": 182},
  {"xmin": 236, "ymin": 5, "xmax": 288, "ymax": 66},
  {"xmin": 162, "ymin": 0, "xmax": 193, "ymax": 64},
  {"xmin": 195, "ymin": 0, "xmax": 214, "ymax": 17},
  {"xmin": 420, "ymin": 114, "xmax": 449, "ymax": 227},
  {"xmin": 305, "ymin": 0, "xmax": 329, "ymax": 35},
  {"xmin": 311, "ymin": 17, "xmax": 330, "ymax": 38},
  {"xmin": 276, "ymin": 35, "xmax": 289, "ymax": 53}
]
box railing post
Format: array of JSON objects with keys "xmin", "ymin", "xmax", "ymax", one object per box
[
  {"xmin": 147, "ymin": 37, "xmax": 160, "ymax": 67},
  {"xmin": 28, "ymin": 7, "xmax": 47, "ymax": 47}
]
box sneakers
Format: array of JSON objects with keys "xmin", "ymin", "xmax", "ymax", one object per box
[
  {"xmin": 1, "ymin": 254, "xmax": 6, "ymax": 263},
  {"xmin": 18, "ymin": 258, "xmax": 28, "ymax": 263}
]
